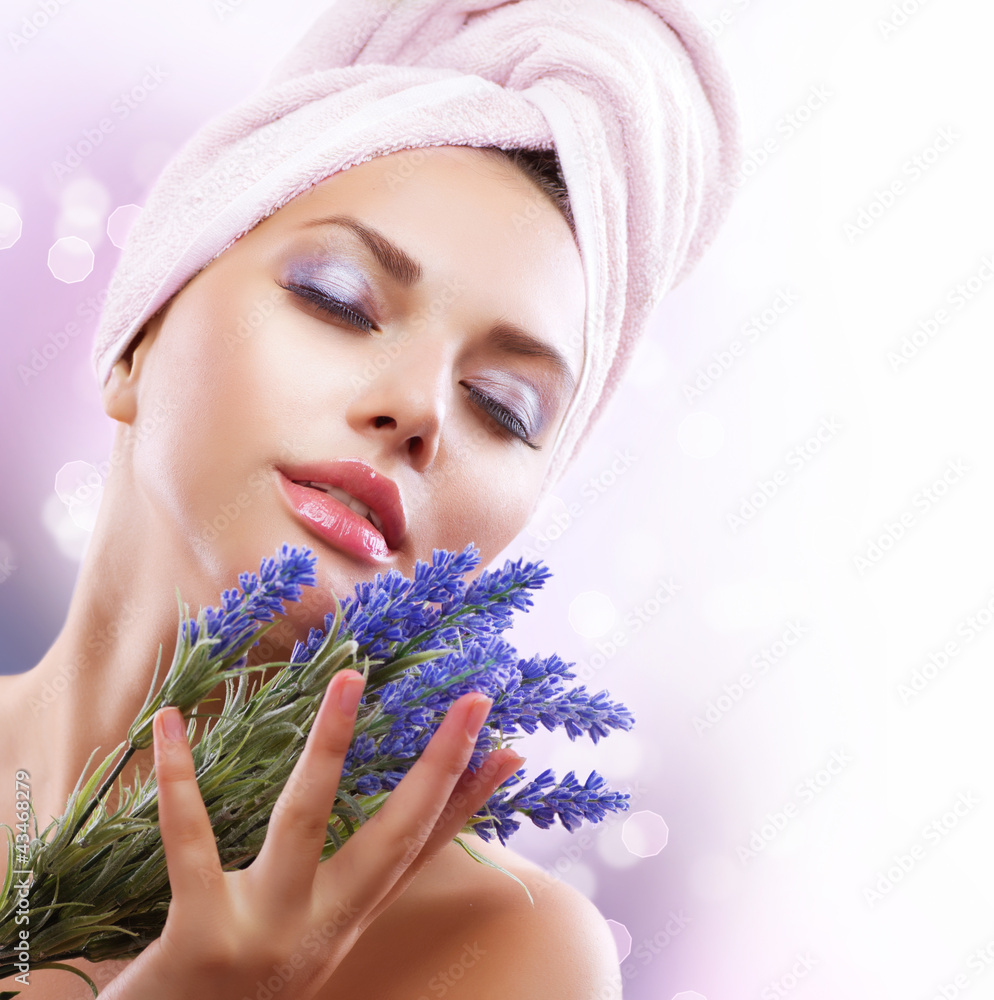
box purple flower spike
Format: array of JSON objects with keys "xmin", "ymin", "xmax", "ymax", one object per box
[{"xmin": 183, "ymin": 544, "xmax": 317, "ymax": 663}]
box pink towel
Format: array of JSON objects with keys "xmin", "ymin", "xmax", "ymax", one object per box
[{"xmin": 91, "ymin": 0, "xmax": 742, "ymax": 495}]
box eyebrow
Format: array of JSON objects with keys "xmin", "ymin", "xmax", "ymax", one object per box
[{"xmin": 301, "ymin": 213, "xmax": 577, "ymax": 394}]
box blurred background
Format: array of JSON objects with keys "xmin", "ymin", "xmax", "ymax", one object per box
[{"xmin": 2, "ymin": 1, "xmax": 993, "ymax": 997}]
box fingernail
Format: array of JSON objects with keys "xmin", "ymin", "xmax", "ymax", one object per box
[
  {"xmin": 337, "ymin": 673, "xmax": 365, "ymax": 715},
  {"xmin": 162, "ymin": 708, "xmax": 186, "ymax": 743},
  {"xmin": 465, "ymin": 695, "xmax": 492, "ymax": 739}
]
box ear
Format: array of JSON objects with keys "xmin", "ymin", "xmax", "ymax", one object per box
[{"xmin": 100, "ymin": 315, "xmax": 159, "ymax": 423}]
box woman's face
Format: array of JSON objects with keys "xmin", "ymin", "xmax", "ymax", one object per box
[{"xmin": 105, "ymin": 145, "xmax": 585, "ymax": 607}]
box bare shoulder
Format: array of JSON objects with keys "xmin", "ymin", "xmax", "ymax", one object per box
[
  {"xmin": 446, "ymin": 834, "xmax": 623, "ymax": 996},
  {"xmin": 322, "ymin": 832, "xmax": 622, "ymax": 999}
]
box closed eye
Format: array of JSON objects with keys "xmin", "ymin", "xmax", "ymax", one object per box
[
  {"xmin": 461, "ymin": 383, "xmax": 539, "ymax": 450},
  {"xmin": 277, "ymin": 280, "xmax": 379, "ymax": 334}
]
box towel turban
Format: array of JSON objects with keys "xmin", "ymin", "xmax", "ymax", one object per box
[{"xmin": 90, "ymin": 0, "xmax": 743, "ymax": 497}]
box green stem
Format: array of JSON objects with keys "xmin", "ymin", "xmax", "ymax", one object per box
[
  {"xmin": 31, "ymin": 961, "xmax": 98, "ymax": 998},
  {"xmin": 67, "ymin": 746, "xmax": 136, "ymax": 844}
]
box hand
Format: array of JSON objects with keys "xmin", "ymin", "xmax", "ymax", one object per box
[{"xmin": 99, "ymin": 670, "xmax": 524, "ymax": 1000}]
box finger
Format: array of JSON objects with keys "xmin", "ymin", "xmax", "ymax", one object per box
[
  {"xmin": 315, "ymin": 690, "xmax": 492, "ymax": 911},
  {"xmin": 419, "ymin": 747, "xmax": 526, "ymax": 854},
  {"xmin": 250, "ymin": 669, "xmax": 365, "ymax": 909},
  {"xmin": 361, "ymin": 747, "xmax": 526, "ymax": 929},
  {"xmin": 153, "ymin": 706, "xmax": 224, "ymax": 903}
]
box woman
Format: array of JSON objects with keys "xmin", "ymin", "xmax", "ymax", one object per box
[{"xmin": 0, "ymin": 0, "xmax": 741, "ymax": 996}]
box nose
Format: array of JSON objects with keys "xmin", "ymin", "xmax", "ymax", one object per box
[{"xmin": 346, "ymin": 340, "xmax": 449, "ymax": 471}]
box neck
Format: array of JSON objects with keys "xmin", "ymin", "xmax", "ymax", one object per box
[{"xmin": 0, "ymin": 476, "xmax": 311, "ymax": 833}]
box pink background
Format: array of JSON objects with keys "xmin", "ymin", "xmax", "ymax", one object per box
[{"xmin": 2, "ymin": 1, "xmax": 993, "ymax": 997}]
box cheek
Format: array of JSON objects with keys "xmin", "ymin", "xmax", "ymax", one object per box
[
  {"xmin": 143, "ymin": 279, "xmax": 355, "ymax": 450},
  {"xmin": 127, "ymin": 286, "xmax": 297, "ymax": 535},
  {"xmin": 424, "ymin": 452, "xmax": 543, "ymax": 563}
]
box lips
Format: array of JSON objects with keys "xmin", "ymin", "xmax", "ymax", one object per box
[{"xmin": 276, "ymin": 458, "xmax": 406, "ymax": 562}]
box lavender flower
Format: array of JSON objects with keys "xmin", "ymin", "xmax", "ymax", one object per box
[
  {"xmin": 0, "ymin": 542, "xmax": 638, "ymax": 985},
  {"xmin": 127, "ymin": 544, "xmax": 318, "ymax": 749},
  {"xmin": 291, "ymin": 544, "xmax": 554, "ymax": 664},
  {"xmin": 171, "ymin": 542, "xmax": 634, "ymax": 843},
  {"xmin": 476, "ymin": 768, "xmax": 633, "ymax": 841},
  {"xmin": 185, "ymin": 543, "xmax": 317, "ymax": 659},
  {"xmin": 288, "ymin": 542, "xmax": 634, "ymax": 843}
]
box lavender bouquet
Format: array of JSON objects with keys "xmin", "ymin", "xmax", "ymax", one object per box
[{"xmin": 0, "ymin": 543, "xmax": 633, "ymax": 995}]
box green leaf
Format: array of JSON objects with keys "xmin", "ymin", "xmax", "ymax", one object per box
[
  {"xmin": 30, "ymin": 962, "xmax": 98, "ymax": 998},
  {"xmin": 452, "ymin": 836, "xmax": 535, "ymax": 906}
]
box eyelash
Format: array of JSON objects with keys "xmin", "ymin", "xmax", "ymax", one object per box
[
  {"xmin": 278, "ymin": 279, "xmax": 378, "ymax": 334},
  {"xmin": 280, "ymin": 280, "xmax": 540, "ymax": 450},
  {"xmin": 461, "ymin": 384, "xmax": 539, "ymax": 450}
]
